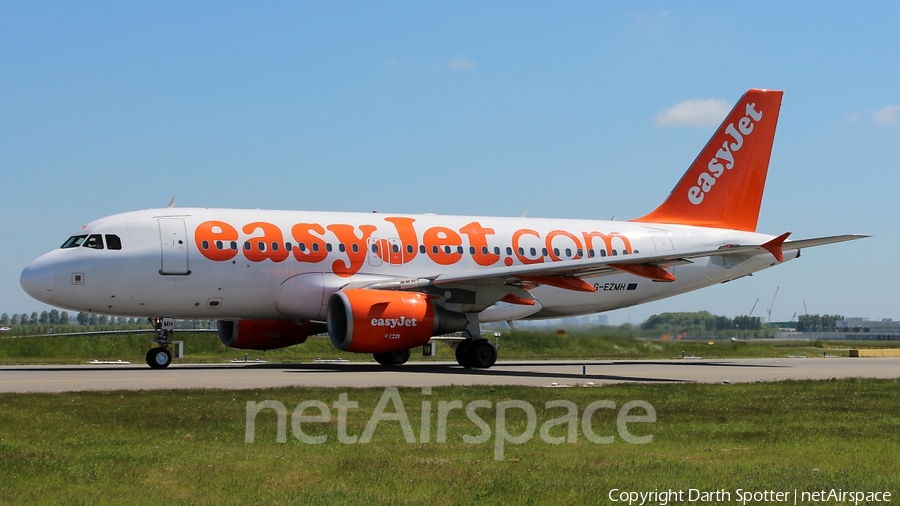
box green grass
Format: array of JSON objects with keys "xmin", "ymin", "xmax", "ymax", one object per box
[
  {"xmin": 0, "ymin": 329, "xmax": 897, "ymax": 365},
  {"xmin": 0, "ymin": 379, "xmax": 898, "ymax": 504}
]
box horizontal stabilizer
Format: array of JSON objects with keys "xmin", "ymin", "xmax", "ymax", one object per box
[{"xmin": 784, "ymin": 234, "xmax": 869, "ymax": 250}]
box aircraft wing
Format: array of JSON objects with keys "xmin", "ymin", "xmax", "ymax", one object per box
[{"xmin": 427, "ymin": 233, "xmax": 869, "ymax": 290}]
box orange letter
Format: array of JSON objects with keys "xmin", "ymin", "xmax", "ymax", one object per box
[
  {"xmin": 195, "ymin": 221, "xmax": 239, "ymax": 261},
  {"xmin": 512, "ymin": 229, "xmax": 544, "ymax": 265},
  {"xmin": 582, "ymin": 231, "xmax": 633, "ymax": 257},
  {"xmin": 545, "ymin": 230, "xmax": 584, "ymax": 261},
  {"xmin": 327, "ymin": 223, "xmax": 377, "ymax": 277},
  {"xmin": 460, "ymin": 222, "xmax": 500, "ymax": 266},
  {"xmin": 384, "ymin": 217, "xmax": 419, "ymax": 264},
  {"xmin": 423, "ymin": 226, "xmax": 462, "ymax": 266},
  {"xmin": 291, "ymin": 223, "xmax": 329, "ymax": 263},
  {"xmin": 242, "ymin": 222, "xmax": 290, "ymax": 263}
]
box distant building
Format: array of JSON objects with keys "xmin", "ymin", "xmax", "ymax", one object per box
[{"xmin": 777, "ymin": 317, "xmax": 900, "ymax": 341}]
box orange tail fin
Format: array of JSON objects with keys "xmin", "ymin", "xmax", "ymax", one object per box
[{"xmin": 632, "ymin": 89, "xmax": 783, "ymax": 232}]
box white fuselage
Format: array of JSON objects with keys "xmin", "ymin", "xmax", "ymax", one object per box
[{"xmin": 20, "ymin": 208, "xmax": 795, "ymax": 322}]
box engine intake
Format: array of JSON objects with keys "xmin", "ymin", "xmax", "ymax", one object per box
[{"xmin": 327, "ymin": 289, "xmax": 468, "ymax": 353}]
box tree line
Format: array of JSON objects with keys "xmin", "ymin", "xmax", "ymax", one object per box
[
  {"xmin": 641, "ymin": 311, "xmax": 765, "ymax": 333},
  {"xmin": 1, "ymin": 311, "xmax": 148, "ymax": 327}
]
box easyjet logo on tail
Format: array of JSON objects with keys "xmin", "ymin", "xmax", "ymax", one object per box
[{"xmin": 688, "ymin": 102, "xmax": 763, "ymax": 205}]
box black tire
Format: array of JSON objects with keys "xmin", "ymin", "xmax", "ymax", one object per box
[
  {"xmin": 146, "ymin": 348, "xmax": 172, "ymax": 369},
  {"xmin": 455, "ymin": 340, "xmax": 473, "ymax": 368},
  {"xmin": 373, "ymin": 348, "xmax": 411, "ymax": 366},
  {"xmin": 469, "ymin": 340, "xmax": 497, "ymax": 369}
]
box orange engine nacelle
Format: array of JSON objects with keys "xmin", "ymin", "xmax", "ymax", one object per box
[
  {"xmin": 327, "ymin": 289, "xmax": 468, "ymax": 353},
  {"xmin": 217, "ymin": 319, "xmax": 326, "ymax": 350}
]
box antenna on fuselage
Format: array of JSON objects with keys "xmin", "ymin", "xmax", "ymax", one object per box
[
  {"xmin": 166, "ymin": 197, "xmax": 176, "ymax": 208},
  {"xmin": 519, "ymin": 208, "xmax": 528, "ymax": 218}
]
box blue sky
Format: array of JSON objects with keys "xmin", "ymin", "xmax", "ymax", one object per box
[{"xmin": 2, "ymin": 2, "xmax": 898, "ymax": 324}]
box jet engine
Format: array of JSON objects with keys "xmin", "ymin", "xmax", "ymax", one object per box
[
  {"xmin": 217, "ymin": 319, "xmax": 327, "ymax": 350},
  {"xmin": 327, "ymin": 289, "xmax": 468, "ymax": 353}
]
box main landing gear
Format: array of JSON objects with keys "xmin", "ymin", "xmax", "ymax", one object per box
[
  {"xmin": 454, "ymin": 312, "xmax": 497, "ymax": 369},
  {"xmin": 146, "ymin": 317, "xmax": 175, "ymax": 369},
  {"xmin": 455, "ymin": 339, "xmax": 497, "ymax": 369}
]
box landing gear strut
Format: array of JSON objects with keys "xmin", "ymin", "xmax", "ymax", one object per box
[
  {"xmin": 454, "ymin": 313, "xmax": 497, "ymax": 369},
  {"xmin": 147, "ymin": 317, "xmax": 175, "ymax": 369},
  {"xmin": 373, "ymin": 348, "xmax": 411, "ymax": 366}
]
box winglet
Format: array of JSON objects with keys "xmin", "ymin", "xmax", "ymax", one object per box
[
  {"xmin": 632, "ymin": 89, "xmax": 783, "ymax": 232},
  {"xmin": 761, "ymin": 232, "xmax": 791, "ymax": 262}
]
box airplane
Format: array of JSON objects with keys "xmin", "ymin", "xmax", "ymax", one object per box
[{"xmin": 20, "ymin": 89, "xmax": 865, "ymax": 369}]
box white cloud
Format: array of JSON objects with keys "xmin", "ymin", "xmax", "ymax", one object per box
[
  {"xmin": 874, "ymin": 105, "xmax": 900, "ymax": 125},
  {"xmin": 448, "ymin": 56, "xmax": 475, "ymax": 71},
  {"xmin": 655, "ymin": 98, "xmax": 731, "ymax": 127}
]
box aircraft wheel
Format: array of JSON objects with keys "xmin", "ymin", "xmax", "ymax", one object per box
[
  {"xmin": 146, "ymin": 348, "xmax": 172, "ymax": 369},
  {"xmin": 469, "ymin": 340, "xmax": 497, "ymax": 369},
  {"xmin": 455, "ymin": 340, "xmax": 473, "ymax": 368},
  {"xmin": 373, "ymin": 348, "xmax": 411, "ymax": 366}
]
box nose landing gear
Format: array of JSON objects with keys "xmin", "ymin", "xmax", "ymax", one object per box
[{"xmin": 146, "ymin": 317, "xmax": 176, "ymax": 369}]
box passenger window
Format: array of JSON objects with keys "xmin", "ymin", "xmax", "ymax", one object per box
[
  {"xmin": 565, "ymin": 248, "xmax": 572, "ymax": 257},
  {"xmin": 444, "ymin": 246, "xmax": 451, "ymax": 254},
  {"xmin": 202, "ymin": 240, "xmax": 210, "ymax": 250},
  {"xmin": 553, "ymin": 248, "xmax": 559, "ymax": 257},
  {"xmin": 393, "ymin": 244, "xmax": 400, "ymax": 253},
  {"xmin": 529, "ymin": 247, "xmax": 536, "ymax": 256},
  {"xmin": 612, "ymin": 249, "xmax": 618, "ymax": 256},
  {"xmin": 61, "ymin": 235, "xmax": 88, "ymax": 248},
  {"xmin": 354, "ymin": 244, "xmax": 361, "ymax": 253},
  {"xmin": 339, "ymin": 244, "xmax": 346, "ymax": 253},
  {"xmin": 83, "ymin": 234, "xmax": 104, "ymax": 250},
  {"xmin": 406, "ymin": 245, "xmax": 413, "ymax": 254},
  {"xmin": 494, "ymin": 247, "xmax": 500, "ymax": 255},
  {"xmin": 105, "ymin": 235, "xmax": 122, "ymax": 250},
  {"xmin": 325, "ymin": 243, "xmax": 333, "ymax": 252},
  {"xmin": 481, "ymin": 246, "xmax": 488, "ymax": 255},
  {"xmin": 371, "ymin": 244, "xmax": 378, "ymax": 253},
  {"xmin": 312, "ymin": 243, "xmax": 319, "ymax": 252},
  {"xmin": 588, "ymin": 249, "xmax": 595, "ymax": 258},
  {"xmin": 419, "ymin": 245, "xmax": 426, "ymax": 254},
  {"xmin": 285, "ymin": 243, "xmax": 293, "ymax": 251},
  {"xmin": 257, "ymin": 241, "xmax": 266, "ymax": 252},
  {"xmin": 469, "ymin": 247, "xmax": 476, "ymax": 255},
  {"xmin": 432, "ymin": 245, "xmax": 439, "ymax": 254},
  {"xmin": 230, "ymin": 241, "xmax": 237, "ymax": 250},
  {"xmin": 600, "ymin": 250, "xmax": 607, "ymax": 257},
  {"xmin": 244, "ymin": 242, "xmax": 251, "ymax": 251},
  {"xmin": 215, "ymin": 240, "xmax": 223, "ymax": 250}
]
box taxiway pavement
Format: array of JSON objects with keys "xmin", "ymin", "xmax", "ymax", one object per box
[{"xmin": 0, "ymin": 357, "xmax": 897, "ymax": 393}]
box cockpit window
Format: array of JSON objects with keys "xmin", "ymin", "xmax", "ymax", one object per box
[
  {"xmin": 105, "ymin": 234, "xmax": 122, "ymax": 250},
  {"xmin": 61, "ymin": 235, "xmax": 88, "ymax": 249},
  {"xmin": 83, "ymin": 234, "xmax": 104, "ymax": 250}
]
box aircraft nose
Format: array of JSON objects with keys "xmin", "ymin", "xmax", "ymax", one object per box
[{"xmin": 20, "ymin": 255, "xmax": 55, "ymax": 304}]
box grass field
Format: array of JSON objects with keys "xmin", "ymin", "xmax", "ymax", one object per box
[
  {"xmin": 1, "ymin": 329, "xmax": 897, "ymax": 366},
  {"xmin": 1, "ymin": 379, "xmax": 898, "ymax": 504}
]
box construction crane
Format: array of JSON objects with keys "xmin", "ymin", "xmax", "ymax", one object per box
[
  {"xmin": 766, "ymin": 287, "xmax": 779, "ymax": 322},
  {"xmin": 749, "ymin": 298, "xmax": 760, "ymax": 316}
]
